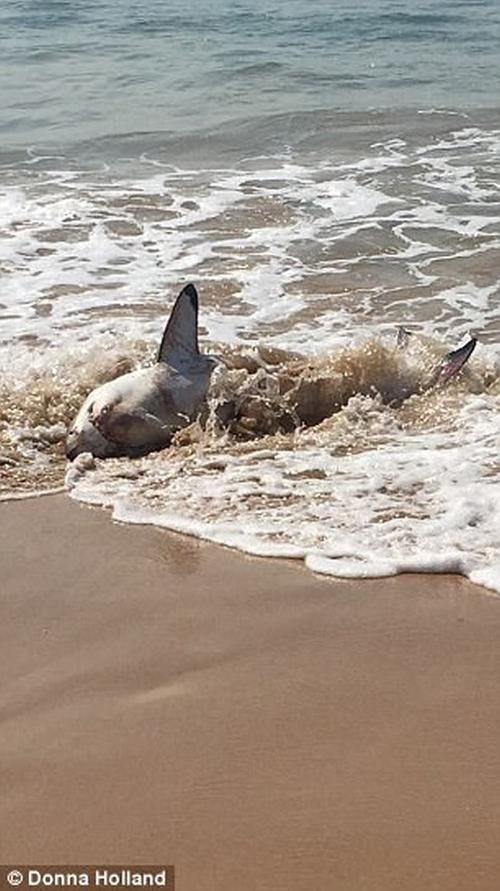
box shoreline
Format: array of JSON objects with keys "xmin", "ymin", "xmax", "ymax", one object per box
[
  {"xmin": 2, "ymin": 495, "xmax": 500, "ymax": 890},
  {"xmin": 5, "ymin": 485, "xmax": 497, "ymax": 591}
]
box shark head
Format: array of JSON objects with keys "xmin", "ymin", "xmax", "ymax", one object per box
[{"xmin": 65, "ymin": 404, "xmax": 120, "ymax": 461}]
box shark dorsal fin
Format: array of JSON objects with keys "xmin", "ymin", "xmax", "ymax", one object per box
[{"xmin": 157, "ymin": 284, "xmax": 200, "ymax": 368}]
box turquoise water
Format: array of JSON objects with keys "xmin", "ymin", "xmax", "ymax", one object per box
[{"xmin": 1, "ymin": 0, "xmax": 500, "ymax": 151}]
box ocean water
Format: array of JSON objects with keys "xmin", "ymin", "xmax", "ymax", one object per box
[
  {"xmin": 1, "ymin": 0, "xmax": 500, "ymax": 591},
  {"xmin": 1, "ymin": 0, "xmax": 500, "ymax": 149}
]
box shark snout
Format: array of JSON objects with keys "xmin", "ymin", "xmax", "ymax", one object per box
[
  {"xmin": 65, "ymin": 419, "xmax": 118, "ymax": 461},
  {"xmin": 65, "ymin": 443, "xmax": 79, "ymax": 461}
]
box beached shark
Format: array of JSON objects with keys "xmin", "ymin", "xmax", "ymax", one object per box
[
  {"xmin": 65, "ymin": 284, "xmax": 217, "ymax": 460},
  {"xmin": 65, "ymin": 284, "xmax": 477, "ymax": 460}
]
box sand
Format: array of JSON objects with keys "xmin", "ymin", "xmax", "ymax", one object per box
[{"xmin": 1, "ymin": 495, "xmax": 500, "ymax": 890}]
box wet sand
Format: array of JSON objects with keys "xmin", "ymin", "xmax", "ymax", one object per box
[{"xmin": 1, "ymin": 496, "xmax": 500, "ymax": 890}]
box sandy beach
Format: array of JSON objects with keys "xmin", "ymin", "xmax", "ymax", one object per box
[{"xmin": 0, "ymin": 496, "xmax": 499, "ymax": 890}]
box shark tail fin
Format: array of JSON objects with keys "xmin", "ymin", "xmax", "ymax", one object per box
[
  {"xmin": 433, "ymin": 337, "xmax": 477, "ymax": 385},
  {"xmin": 157, "ymin": 284, "xmax": 200, "ymax": 367}
]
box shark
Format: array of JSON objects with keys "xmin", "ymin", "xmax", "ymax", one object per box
[{"xmin": 65, "ymin": 284, "xmax": 477, "ymax": 460}]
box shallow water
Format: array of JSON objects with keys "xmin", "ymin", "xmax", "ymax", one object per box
[{"xmin": 1, "ymin": 1, "xmax": 500, "ymax": 590}]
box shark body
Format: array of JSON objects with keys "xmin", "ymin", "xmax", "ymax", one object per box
[{"xmin": 66, "ymin": 286, "xmax": 477, "ymax": 461}]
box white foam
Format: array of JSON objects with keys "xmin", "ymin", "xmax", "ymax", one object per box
[
  {"xmin": 2, "ymin": 128, "xmax": 500, "ymax": 352},
  {"xmin": 3, "ymin": 123, "xmax": 500, "ymax": 596},
  {"xmin": 68, "ymin": 385, "xmax": 500, "ymax": 594},
  {"xmin": 297, "ymin": 178, "xmax": 399, "ymax": 220}
]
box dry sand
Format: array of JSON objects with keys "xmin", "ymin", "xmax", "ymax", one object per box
[{"xmin": 1, "ymin": 495, "xmax": 500, "ymax": 890}]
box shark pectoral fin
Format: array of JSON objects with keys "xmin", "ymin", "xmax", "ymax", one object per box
[
  {"xmin": 92, "ymin": 404, "xmax": 170, "ymax": 446},
  {"xmin": 157, "ymin": 283, "xmax": 200, "ymax": 369},
  {"xmin": 433, "ymin": 337, "xmax": 477, "ymax": 385}
]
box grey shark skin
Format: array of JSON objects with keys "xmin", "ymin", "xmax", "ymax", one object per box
[{"xmin": 65, "ymin": 284, "xmax": 217, "ymax": 460}]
